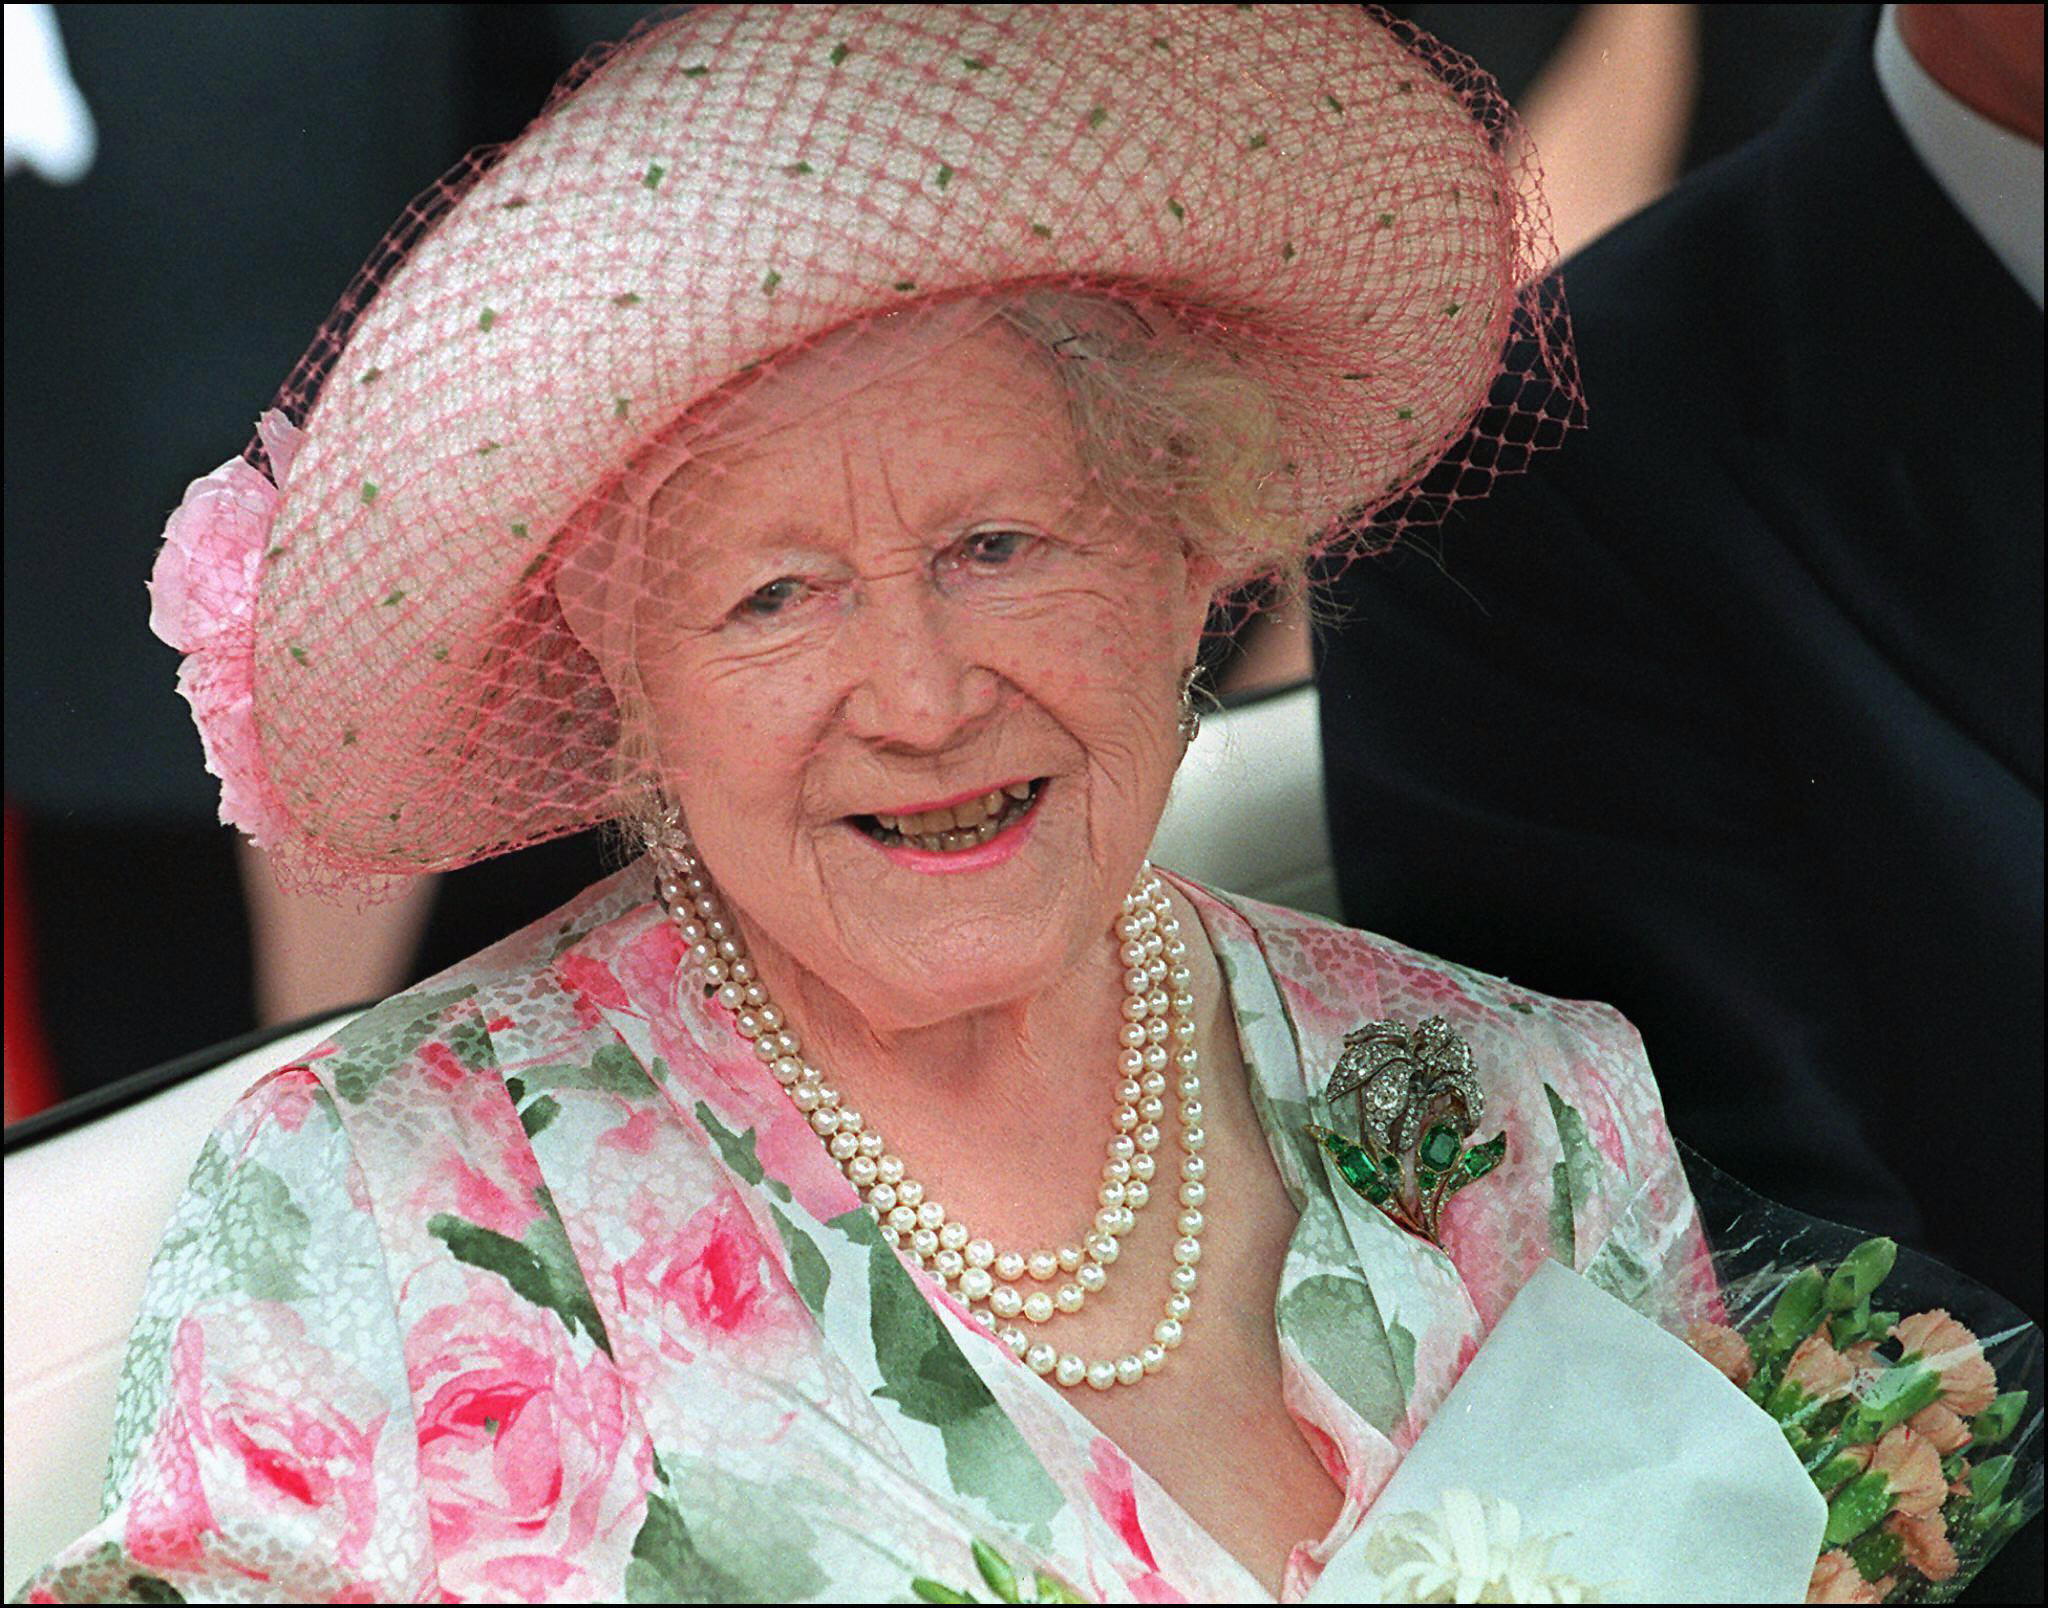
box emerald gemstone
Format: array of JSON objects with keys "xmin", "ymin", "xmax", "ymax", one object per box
[
  {"xmin": 1462, "ymin": 1134, "xmax": 1506, "ymax": 1178},
  {"xmin": 1419, "ymin": 1123, "xmax": 1460, "ymax": 1171}
]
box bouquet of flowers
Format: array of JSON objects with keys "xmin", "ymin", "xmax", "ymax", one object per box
[{"xmin": 1678, "ymin": 1161, "xmax": 2041, "ymax": 1604}]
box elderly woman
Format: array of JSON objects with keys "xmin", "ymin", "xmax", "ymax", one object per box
[{"xmin": 31, "ymin": 7, "xmax": 2006, "ymax": 1605}]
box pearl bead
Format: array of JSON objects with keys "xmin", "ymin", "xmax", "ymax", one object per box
[
  {"xmin": 1182, "ymin": 1155, "xmax": 1207, "ymax": 1181},
  {"xmin": 1181, "ymin": 1126, "xmax": 1207, "ymax": 1152},
  {"xmin": 1055, "ymin": 1283, "xmax": 1085, "ymax": 1314},
  {"xmin": 1137, "ymin": 1096, "xmax": 1165, "ymax": 1122},
  {"xmin": 1055, "ymin": 1355, "xmax": 1087, "ymax": 1388},
  {"xmin": 1103, "ymin": 1158, "xmax": 1132, "ymax": 1184},
  {"xmin": 896, "ymin": 1178, "xmax": 924, "ymax": 1208},
  {"xmin": 829, "ymin": 1131, "xmax": 860, "ymax": 1159},
  {"xmin": 1124, "ymin": 1180, "xmax": 1150, "ymax": 1209},
  {"xmin": 1124, "ymin": 967, "xmax": 1152, "ymax": 994},
  {"xmin": 1133, "ymin": 1123, "xmax": 1162, "ymax": 1152},
  {"xmin": 1178, "ymin": 1208, "xmax": 1204, "ymax": 1235},
  {"xmin": 718, "ymin": 982, "xmax": 746, "ymax": 1010},
  {"xmin": 1140, "ymin": 1070, "xmax": 1168, "ymax": 1096},
  {"xmin": 933, "ymin": 1248, "xmax": 964, "ymax": 1280},
  {"xmin": 915, "ymin": 1200, "xmax": 945, "ymax": 1230},
  {"xmin": 1075, "ymin": 1262, "xmax": 1107, "ymax": 1293},
  {"xmin": 1181, "ymin": 1099, "xmax": 1205, "ymax": 1124},
  {"xmin": 1131, "ymin": 1153, "xmax": 1156, "ymax": 1182},
  {"xmin": 868, "ymin": 1182, "xmax": 897, "ymax": 1212},
  {"xmin": 994, "ymin": 1251, "xmax": 1027, "ymax": 1283},
  {"xmin": 1119, "ymin": 1022, "xmax": 1147, "ymax": 1049},
  {"xmin": 878, "ymin": 1156, "xmax": 905, "ymax": 1185},
  {"xmin": 1180, "ymin": 1180, "xmax": 1206, "ymax": 1208},
  {"xmin": 1087, "ymin": 1233, "xmax": 1120, "ymax": 1265},
  {"xmin": 1114, "ymin": 1078, "xmax": 1143, "ymax": 1105},
  {"xmin": 1172, "ymin": 1237, "xmax": 1202, "ymax": 1265},
  {"xmin": 1086, "ymin": 1361, "xmax": 1118, "ymax": 1391},
  {"xmin": 837, "ymin": 1108, "xmax": 863, "ymax": 1134},
  {"xmin": 968, "ymin": 1306, "xmax": 997, "ymax": 1331},
  {"xmin": 810, "ymin": 1108, "xmax": 841, "ymax": 1135},
  {"xmin": 857, "ymin": 1131, "xmax": 885, "ymax": 1158},
  {"xmin": 1116, "ymin": 1355, "xmax": 1146, "ymax": 1387},
  {"xmin": 1107, "ymin": 1135, "xmax": 1135, "ymax": 1163},
  {"xmin": 1026, "ymin": 1343, "xmax": 1058, "ymax": 1376},
  {"xmin": 938, "ymin": 1220, "xmax": 969, "ymax": 1251},
  {"xmin": 958, "ymin": 1266, "xmax": 994, "ymax": 1302},
  {"xmin": 888, "ymin": 1205, "xmax": 917, "ymax": 1232},
  {"xmin": 1026, "ymin": 1250, "xmax": 1059, "ymax": 1282},
  {"xmin": 990, "ymin": 1285, "xmax": 1024, "ymax": 1319},
  {"xmin": 1121, "ymin": 996, "xmax": 1151, "ymax": 1022},
  {"xmin": 1143, "ymin": 1043, "xmax": 1170, "ymax": 1073},
  {"xmin": 965, "ymin": 1239, "xmax": 995, "ymax": 1269},
  {"xmin": 791, "ymin": 1084, "xmax": 823, "ymax": 1113},
  {"xmin": 771, "ymin": 1055, "xmax": 803, "ymax": 1084},
  {"xmin": 1169, "ymin": 1264, "xmax": 1198, "ymax": 1293},
  {"xmin": 1094, "ymin": 1207, "xmax": 1123, "ymax": 1236},
  {"xmin": 1098, "ymin": 1180, "xmax": 1127, "ymax": 1208},
  {"xmin": 1057, "ymin": 1244, "xmax": 1085, "ymax": 1272},
  {"xmin": 1000, "ymin": 1326, "xmax": 1029, "ymax": 1357},
  {"xmin": 1022, "ymin": 1291, "xmax": 1055, "ymax": 1324},
  {"xmin": 1119, "ymin": 1048, "xmax": 1146, "ymax": 1076},
  {"xmin": 1146, "ymin": 958, "xmax": 1168, "ymax": 983},
  {"xmin": 879, "ymin": 1224, "xmax": 901, "ymax": 1247},
  {"xmin": 1155, "ymin": 1318, "xmax": 1184, "ymax": 1348},
  {"xmin": 910, "ymin": 1228, "xmax": 939, "ymax": 1258},
  {"xmin": 1178, "ymin": 1072, "xmax": 1201, "ymax": 1097},
  {"xmin": 1141, "ymin": 1343, "xmax": 1168, "ymax": 1375},
  {"xmin": 1145, "ymin": 1017, "xmax": 1170, "ymax": 1043},
  {"xmin": 1165, "ymin": 1291, "xmax": 1193, "ymax": 1321}
]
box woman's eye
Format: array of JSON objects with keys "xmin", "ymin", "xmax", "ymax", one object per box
[
  {"xmin": 957, "ymin": 528, "xmax": 1037, "ymax": 567},
  {"xmin": 736, "ymin": 577, "xmax": 809, "ymax": 618}
]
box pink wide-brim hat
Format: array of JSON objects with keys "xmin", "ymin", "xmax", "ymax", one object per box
[{"xmin": 150, "ymin": 3, "xmax": 1576, "ymax": 896}]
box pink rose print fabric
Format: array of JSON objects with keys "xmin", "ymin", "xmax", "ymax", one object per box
[{"xmin": 17, "ymin": 867, "xmax": 1700, "ymax": 1602}]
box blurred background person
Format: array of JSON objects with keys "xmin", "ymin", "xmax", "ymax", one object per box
[{"xmin": 1316, "ymin": 1, "xmax": 2043, "ymax": 1322}]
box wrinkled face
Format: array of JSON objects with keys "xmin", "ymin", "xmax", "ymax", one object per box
[{"xmin": 634, "ymin": 319, "xmax": 1215, "ymax": 1030}]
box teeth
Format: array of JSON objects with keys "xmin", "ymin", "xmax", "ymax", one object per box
[{"xmin": 863, "ymin": 780, "xmax": 1039, "ymax": 851}]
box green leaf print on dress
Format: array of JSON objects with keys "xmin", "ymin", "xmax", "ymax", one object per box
[
  {"xmin": 322, "ymin": 985, "xmax": 477, "ymax": 1104},
  {"xmin": 1276, "ymin": 1270, "xmax": 1414, "ymax": 1432},
  {"xmin": 428, "ymin": 1184, "xmax": 613, "ymax": 1354},
  {"xmin": 866, "ymin": 1238, "xmax": 1063, "ymax": 1531},
  {"xmin": 625, "ymin": 1467, "xmax": 831, "ymax": 1603},
  {"xmin": 1544, "ymin": 1083, "xmax": 1606, "ymax": 1264}
]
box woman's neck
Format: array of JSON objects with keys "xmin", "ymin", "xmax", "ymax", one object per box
[{"xmin": 737, "ymin": 903, "xmax": 1135, "ymax": 1147}]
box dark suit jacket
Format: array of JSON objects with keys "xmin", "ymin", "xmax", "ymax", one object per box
[{"xmin": 1317, "ymin": 9, "xmax": 2043, "ymax": 1344}]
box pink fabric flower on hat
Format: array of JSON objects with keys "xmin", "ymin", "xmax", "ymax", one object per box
[{"xmin": 147, "ymin": 410, "xmax": 304, "ymax": 847}]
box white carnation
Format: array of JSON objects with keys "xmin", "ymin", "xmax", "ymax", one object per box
[{"xmin": 1355, "ymin": 1488, "xmax": 1610, "ymax": 1603}]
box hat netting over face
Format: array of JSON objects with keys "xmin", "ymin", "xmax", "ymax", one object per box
[{"xmin": 150, "ymin": 3, "xmax": 1581, "ymax": 901}]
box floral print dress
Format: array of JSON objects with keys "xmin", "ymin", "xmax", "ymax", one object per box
[{"xmin": 16, "ymin": 867, "xmax": 1701, "ymax": 1604}]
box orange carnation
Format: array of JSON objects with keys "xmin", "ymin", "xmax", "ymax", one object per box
[
  {"xmin": 1687, "ymin": 1320, "xmax": 1755, "ymax": 1387},
  {"xmin": 1892, "ymin": 1310, "xmax": 1997, "ymax": 1415},
  {"xmin": 1846, "ymin": 1424, "xmax": 1946, "ymax": 1519},
  {"xmin": 1807, "ymin": 1549, "xmax": 1884, "ymax": 1603},
  {"xmin": 1885, "ymin": 1511, "xmax": 1959, "ymax": 1583},
  {"xmin": 1784, "ymin": 1332, "xmax": 1856, "ymax": 1403},
  {"xmin": 1906, "ymin": 1401, "xmax": 1972, "ymax": 1455}
]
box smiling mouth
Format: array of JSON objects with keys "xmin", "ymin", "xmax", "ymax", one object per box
[{"xmin": 852, "ymin": 779, "xmax": 1045, "ymax": 852}]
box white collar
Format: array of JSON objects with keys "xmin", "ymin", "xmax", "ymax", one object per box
[{"xmin": 1874, "ymin": 5, "xmax": 2044, "ymax": 310}]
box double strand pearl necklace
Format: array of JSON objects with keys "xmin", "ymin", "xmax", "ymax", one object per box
[{"xmin": 654, "ymin": 842, "xmax": 1211, "ymax": 1392}]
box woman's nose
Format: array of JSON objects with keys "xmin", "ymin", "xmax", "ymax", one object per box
[{"xmin": 837, "ymin": 584, "xmax": 1000, "ymax": 748}]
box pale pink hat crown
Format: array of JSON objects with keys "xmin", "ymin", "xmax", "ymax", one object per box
[{"xmin": 148, "ymin": 3, "xmax": 1579, "ymax": 897}]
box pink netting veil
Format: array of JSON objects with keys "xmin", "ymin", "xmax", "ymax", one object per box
[{"xmin": 154, "ymin": 4, "xmax": 1581, "ymax": 899}]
